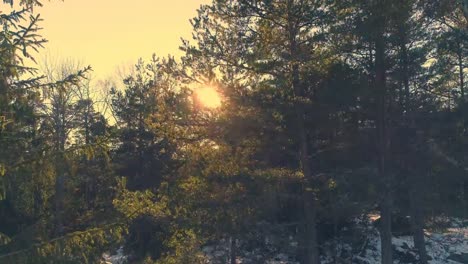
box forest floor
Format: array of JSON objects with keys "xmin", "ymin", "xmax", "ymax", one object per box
[
  {"xmin": 349, "ymin": 217, "xmax": 468, "ymax": 264},
  {"xmin": 102, "ymin": 215, "xmax": 468, "ymax": 263},
  {"xmin": 201, "ymin": 216, "xmax": 468, "ymax": 264}
]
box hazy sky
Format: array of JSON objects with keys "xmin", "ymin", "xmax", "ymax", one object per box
[{"xmin": 31, "ymin": 0, "xmax": 210, "ymax": 79}]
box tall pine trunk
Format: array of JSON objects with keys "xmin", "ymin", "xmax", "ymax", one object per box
[
  {"xmin": 54, "ymin": 166, "xmax": 65, "ymax": 236},
  {"xmin": 299, "ymin": 124, "xmax": 320, "ymax": 264},
  {"xmin": 292, "ymin": 58, "xmax": 319, "ymax": 264},
  {"xmin": 54, "ymin": 100, "xmax": 67, "ymax": 236},
  {"xmin": 375, "ymin": 29, "xmax": 393, "ymax": 264},
  {"xmin": 401, "ymin": 36, "xmax": 429, "ymax": 264},
  {"xmin": 287, "ymin": 1, "xmax": 320, "ymax": 262},
  {"xmin": 458, "ymin": 46, "xmax": 465, "ymax": 101},
  {"xmin": 292, "ymin": 53, "xmax": 320, "ymax": 264},
  {"xmin": 409, "ymin": 186, "xmax": 428, "ymax": 264},
  {"xmin": 230, "ymin": 236, "xmax": 236, "ymax": 264}
]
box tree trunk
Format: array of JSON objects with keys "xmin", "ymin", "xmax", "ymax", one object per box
[
  {"xmin": 301, "ymin": 147, "xmax": 320, "ymax": 264},
  {"xmin": 458, "ymin": 47, "xmax": 465, "ymax": 101},
  {"xmin": 400, "ymin": 42, "xmax": 410, "ymax": 109},
  {"xmin": 291, "ymin": 44, "xmax": 320, "ymax": 264},
  {"xmin": 54, "ymin": 98, "xmax": 67, "ymax": 236},
  {"xmin": 286, "ymin": 1, "xmax": 320, "ymax": 262},
  {"xmin": 398, "ymin": 23, "xmax": 429, "ymax": 262},
  {"xmin": 462, "ymin": 181, "xmax": 467, "ymax": 219},
  {"xmin": 375, "ymin": 29, "xmax": 393, "ymax": 264},
  {"xmin": 293, "ymin": 58, "xmax": 320, "ymax": 264},
  {"xmin": 380, "ymin": 196, "xmax": 393, "ymax": 264},
  {"xmin": 292, "ymin": 58, "xmax": 320, "ymax": 263},
  {"xmin": 409, "ymin": 188, "xmax": 428, "ymax": 264},
  {"xmin": 230, "ymin": 236, "xmax": 236, "ymax": 264},
  {"xmin": 55, "ymin": 157, "xmax": 65, "ymax": 236}
]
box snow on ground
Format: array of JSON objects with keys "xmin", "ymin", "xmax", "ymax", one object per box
[
  {"xmin": 101, "ymin": 247, "xmax": 127, "ymax": 264},
  {"xmin": 331, "ymin": 216, "xmax": 468, "ymax": 264},
  {"xmin": 102, "ymin": 216, "xmax": 468, "ymax": 263},
  {"xmin": 202, "ymin": 216, "xmax": 468, "ymax": 264}
]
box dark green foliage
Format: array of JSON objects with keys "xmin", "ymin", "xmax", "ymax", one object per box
[
  {"xmin": 109, "ymin": 57, "xmax": 184, "ymax": 191},
  {"xmin": 0, "ymin": 0, "xmax": 467, "ymax": 263}
]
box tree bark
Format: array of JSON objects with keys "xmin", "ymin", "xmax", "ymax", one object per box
[
  {"xmin": 398, "ymin": 21, "xmax": 429, "ymax": 262},
  {"xmin": 375, "ymin": 29, "xmax": 393, "ymax": 264},
  {"xmin": 293, "ymin": 50, "xmax": 320, "ymax": 264},
  {"xmin": 409, "ymin": 187, "xmax": 428, "ymax": 264},
  {"xmin": 458, "ymin": 46, "xmax": 465, "ymax": 101},
  {"xmin": 299, "ymin": 125, "xmax": 320, "ymax": 264},
  {"xmin": 400, "ymin": 41, "xmax": 410, "ymax": 109},
  {"xmin": 293, "ymin": 99, "xmax": 320, "ymax": 264},
  {"xmin": 54, "ymin": 170, "xmax": 64, "ymax": 236},
  {"xmin": 286, "ymin": 1, "xmax": 320, "ymax": 262},
  {"xmin": 291, "ymin": 55, "xmax": 320, "ymax": 263},
  {"xmin": 230, "ymin": 236, "xmax": 236, "ymax": 264}
]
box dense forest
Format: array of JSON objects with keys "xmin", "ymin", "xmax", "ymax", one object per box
[{"xmin": 0, "ymin": 0, "xmax": 467, "ymax": 263}]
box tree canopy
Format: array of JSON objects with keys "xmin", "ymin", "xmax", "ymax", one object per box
[{"xmin": 0, "ymin": 0, "xmax": 467, "ymax": 263}]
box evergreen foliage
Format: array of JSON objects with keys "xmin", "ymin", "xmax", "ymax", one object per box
[{"xmin": 0, "ymin": 0, "xmax": 466, "ymax": 263}]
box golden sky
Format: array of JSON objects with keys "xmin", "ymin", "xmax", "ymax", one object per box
[{"xmin": 32, "ymin": 0, "xmax": 210, "ymax": 79}]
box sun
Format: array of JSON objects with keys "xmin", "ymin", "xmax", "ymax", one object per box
[{"xmin": 195, "ymin": 86, "xmax": 222, "ymax": 109}]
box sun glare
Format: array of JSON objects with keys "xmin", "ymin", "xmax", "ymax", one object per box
[{"xmin": 195, "ymin": 86, "xmax": 222, "ymax": 109}]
